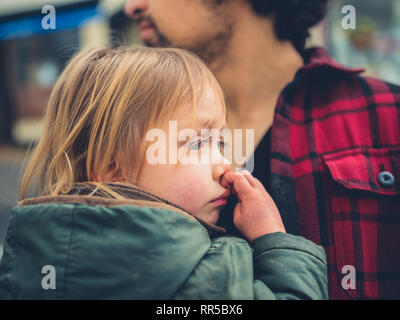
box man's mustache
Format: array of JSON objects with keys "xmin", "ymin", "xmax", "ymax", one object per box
[
  {"xmin": 135, "ymin": 16, "xmax": 171, "ymax": 47},
  {"xmin": 136, "ymin": 16, "xmax": 157, "ymax": 29}
]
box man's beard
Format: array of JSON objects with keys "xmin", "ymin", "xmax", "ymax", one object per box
[
  {"xmin": 142, "ymin": 17, "xmax": 233, "ymax": 69},
  {"xmin": 142, "ymin": 20, "xmax": 172, "ymax": 48},
  {"xmin": 184, "ymin": 26, "xmax": 233, "ymax": 69}
]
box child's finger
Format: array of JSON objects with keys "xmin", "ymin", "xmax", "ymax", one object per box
[
  {"xmin": 220, "ymin": 172, "xmax": 231, "ymax": 188},
  {"xmin": 221, "ymin": 171, "xmax": 243, "ymax": 187},
  {"xmin": 233, "ymin": 176, "xmax": 253, "ymax": 200},
  {"xmin": 223, "ymin": 170, "xmax": 252, "ymax": 186},
  {"xmin": 223, "ymin": 171, "xmax": 253, "ymax": 199},
  {"xmin": 236, "ymin": 169, "xmax": 258, "ymax": 188},
  {"xmin": 220, "ymin": 171, "xmax": 235, "ymax": 186},
  {"xmin": 252, "ymin": 175, "xmax": 266, "ymax": 190}
]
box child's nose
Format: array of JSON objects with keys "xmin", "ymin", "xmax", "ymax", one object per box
[{"xmin": 212, "ymin": 162, "xmax": 231, "ymax": 182}]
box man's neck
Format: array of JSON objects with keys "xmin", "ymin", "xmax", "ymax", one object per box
[{"xmin": 210, "ymin": 13, "xmax": 304, "ymax": 123}]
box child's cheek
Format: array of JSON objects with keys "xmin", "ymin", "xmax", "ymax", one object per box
[{"xmin": 168, "ymin": 173, "xmax": 209, "ymax": 213}]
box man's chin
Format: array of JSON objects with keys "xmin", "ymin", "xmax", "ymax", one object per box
[
  {"xmin": 143, "ymin": 39, "xmax": 160, "ymax": 47},
  {"xmin": 143, "ymin": 34, "xmax": 172, "ymax": 48}
]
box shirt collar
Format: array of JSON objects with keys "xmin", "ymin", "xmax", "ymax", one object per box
[{"xmin": 299, "ymin": 47, "xmax": 364, "ymax": 75}]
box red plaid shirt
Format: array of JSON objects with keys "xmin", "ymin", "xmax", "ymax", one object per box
[{"xmin": 269, "ymin": 47, "xmax": 400, "ymax": 299}]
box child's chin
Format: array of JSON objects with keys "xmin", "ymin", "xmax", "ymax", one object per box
[
  {"xmin": 205, "ymin": 210, "xmax": 220, "ymax": 225},
  {"xmin": 193, "ymin": 208, "xmax": 220, "ymax": 226}
]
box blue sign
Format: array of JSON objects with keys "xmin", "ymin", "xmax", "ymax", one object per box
[{"xmin": 0, "ymin": 5, "xmax": 105, "ymax": 41}]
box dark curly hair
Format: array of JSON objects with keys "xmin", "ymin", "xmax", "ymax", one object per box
[{"xmin": 248, "ymin": 0, "xmax": 329, "ymax": 53}]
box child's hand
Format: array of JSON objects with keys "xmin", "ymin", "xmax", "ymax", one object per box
[{"xmin": 221, "ymin": 170, "xmax": 286, "ymax": 242}]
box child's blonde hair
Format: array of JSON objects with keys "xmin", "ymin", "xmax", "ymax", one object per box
[{"xmin": 20, "ymin": 46, "xmax": 226, "ymax": 200}]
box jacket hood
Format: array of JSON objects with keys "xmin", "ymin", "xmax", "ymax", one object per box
[{"xmin": 0, "ymin": 183, "xmax": 225, "ymax": 299}]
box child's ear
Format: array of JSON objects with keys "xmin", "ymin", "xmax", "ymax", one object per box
[
  {"xmin": 103, "ymin": 160, "xmax": 122, "ymax": 182},
  {"xmin": 91, "ymin": 158, "xmax": 123, "ymax": 182}
]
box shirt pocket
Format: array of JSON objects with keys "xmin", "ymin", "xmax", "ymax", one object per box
[{"xmin": 322, "ymin": 147, "xmax": 400, "ymax": 299}]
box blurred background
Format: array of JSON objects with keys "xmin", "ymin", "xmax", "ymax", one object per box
[{"xmin": 0, "ymin": 0, "xmax": 400, "ymax": 255}]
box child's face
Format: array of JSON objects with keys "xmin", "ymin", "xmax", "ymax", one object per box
[{"xmin": 134, "ymin": 87, "xmax": 231, "ymax": 225}]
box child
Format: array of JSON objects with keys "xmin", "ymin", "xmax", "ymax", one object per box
[{"xmin": 0, "ymin": 47, "xmax": 327, "ymax": 299}]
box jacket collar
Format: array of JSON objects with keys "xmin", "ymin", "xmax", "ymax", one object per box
[
  {"xmin": 300, "ymin": 47, "xmax": 364, "ymax": 75},
  {"xmin": 19, "ymin": 182, "xmax": 226, "ymax": 237}
]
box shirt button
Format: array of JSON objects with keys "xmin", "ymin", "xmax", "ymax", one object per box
[{"xmin": 377, "ymin": 171, "xmax": 395, "ymax": 187}]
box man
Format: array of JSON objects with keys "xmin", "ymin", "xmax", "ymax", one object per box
[{"xmin": 124, "ymin": 0, "xmax": 400, "ymax": 299}]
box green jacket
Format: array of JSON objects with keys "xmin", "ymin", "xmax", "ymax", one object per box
[{"xmin": 0, "ymin": 183, "xmax": 328, "ymax": 299}]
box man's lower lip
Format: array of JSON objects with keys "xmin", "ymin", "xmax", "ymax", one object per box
[
  {"xmin": 210, "ymin": 198, "xmax": 227, "ymax": 206},
  {"xmin": 140, "ymin": 27, "xmax": 154, "ymax": 39}
]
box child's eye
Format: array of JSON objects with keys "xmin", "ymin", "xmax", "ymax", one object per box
[
  {"xmin": 189, "ymin": 138, "xmax": 209, "ymax": 150},
  {"xmin": 187, "ymin": 136, "xmax": 228, "ymax": 152},
  {"xmin": 218, "ymin": 140, "xmax": 227, "ymax": 150}
]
